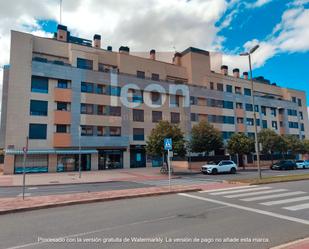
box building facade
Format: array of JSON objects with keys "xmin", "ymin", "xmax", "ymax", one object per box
[{"xmin": 1, "ymin": 25, "xmax": 308, "ymax": 174}]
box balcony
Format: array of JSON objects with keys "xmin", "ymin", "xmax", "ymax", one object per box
[
  {"xmin": 54, "ymin": 88, "xmax": 72, "ymax": 102},
  {"xmin": 54, "ymin": 110, "xmax": 71, "ymax": 124},
  {"xmin": 53, "ymin": 133, "xmax": 71, "ymax": 147}
]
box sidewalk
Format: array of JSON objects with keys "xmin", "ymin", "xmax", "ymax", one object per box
[
  {"xmin": 0, "ymin": 168, "xmax": 181, "ymax": 187},
  {"xmin": 0, "ymin": 182, "xmax": 237, "ymax": 214}
]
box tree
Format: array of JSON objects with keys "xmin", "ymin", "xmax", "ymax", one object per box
[
  {"xmin": 283, "ymin": 135, "xmax": 305, "ymax": 156},
  {"xmin": 227, "ymin": 133, "xmax": 255, "ymax": 168},
  {"xmin": 146, "ymin": 121, "xmax": 186, "ymax": 166},
  {"xmin": 303, "ymin": 140, "xmax": 309, "ymax": 154},
  {"xmin": 258, "ymin": 129, "xmax": 281, "ymax": 164},
  {"xmin": 190, "ymin": 120, "xmax": 223, "ymax": 154}
]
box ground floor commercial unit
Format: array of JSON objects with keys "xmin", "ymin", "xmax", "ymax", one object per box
[{"xmin": 3, "ymin": 145, "xmax": 156, "ymax": 174}]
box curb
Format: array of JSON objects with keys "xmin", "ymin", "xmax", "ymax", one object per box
[
  {"xmin": 226, "ymin": 177, "xmax": 309, "ymax": 185},
  {"xmin": 270, "ymin": 237, "xmax": 309, "ymax": 249},
  {"xmin": 0, "ymin": 187, "xmax": 202, "ymax": 215}
]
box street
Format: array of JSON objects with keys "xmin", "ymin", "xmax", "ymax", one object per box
[
  {"xmin": 0, "ymin": 169, "xmax": 308, "ymax": 198},
  {"xmin": 0, "ymin": 180, "xmax": 308, "ymax": 249}
]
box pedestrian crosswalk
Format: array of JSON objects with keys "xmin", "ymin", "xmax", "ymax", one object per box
[
  {"xmin": 139, "ymin": 177, "xmax": 220, "ymax": 187},
  {"xmin": 200, "ymin": 185, "xmax": 309, "ymax": 212}
]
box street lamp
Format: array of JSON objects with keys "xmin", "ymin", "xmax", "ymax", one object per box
[{"xmin": 240, "ymin": 44, "xmax": 262, "ymax": 180}]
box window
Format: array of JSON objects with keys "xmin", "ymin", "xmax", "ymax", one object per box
[
  {"xmin": 300, "ymin": 112, "xmax": 303, "ymax": 120},
  {"xmin": 191, "ymin": 113, "xmax": 198, "ymax": 122},
  {"xmin": 246, "ymin": 118, "xmax": 254, "ymax": 126},
  {"xmin": 248, "ymin": 133, "xmax": 255, "ymax": 139},
  {"xmin": 171, "ymin": 112, "xmax": 180, "ymax": 124},
  {"xmin": 57, "ymin": 80, "xmax": 69, "ymax": 89},
  {"xmin": 81, "ymin": 126, "xmax": 93, "ymax": 136},
  {"xmin": 57, "ymin": 102, "xmax": 69, "ymax": 111},
  {"xmin": 109, "ymin": 127, "xmax": 121, "ymax": 136},
  {"xmin": 80, "ymin": 104, "xmax": 94, "ymax": 114},
  {"xmin": 280, "ymin": 121, "xmax": 283, "ymax": 127},
  {"xmin": 226, "ymin": 85, "xmax": 233, "ymax": 93},
  {"xmin": 208, "ymin": 115, "xmax": 234, "ymax": 124},
  {"xmin": 109, "ymin": 106, "xmax": 121, "ymax": 116},
  {"xmin": 29, "ymin": 124, "xmax": 47, "ymax": 139},
  {"xmin": 298, "ymin": 98, "xmax": 302, "ymax": 107},
  {"xmin": 31, "ymin": 76, "xmax": 48, "ymax": 93},
  {"xmin": 96, "ymin": 84, "xmax": 107, "ymax": 94},
  {"xmin": 210, "ymin": 82, "xmax": 214, "ymax": 90},
  {"xmin": 190, "ymin": 96, "xmax": 197, "ymax": 105},
  {"xmin": 133, "ymin": 128, "xmax": 144, "ymax": 141},
  {"xmin": 30, "ymin": 100, "xmax": 48, "ymax": 116},
  {"xmin": 237, "ymin": 117, "xmax": 244, "ymax": 124},
  {"xmin": 151, "ymin": 73, "xmax": 160, "ymax": 81},
  {"xmin": 98, "ymin": 63, "xmax": 105, "ymax": 72},
  {"xmin": 301, "ymin": 123, "xmax": 305, "ymax": 131},
  {"xmin": 217, "ymin": 83, "xmax": 224, "ymax": 91},
  {"xmin": 77, "ymin": 58, "xmax": 93, "ymax": 70},
  {"xmin": 244, "ymin": 88, "xmax": 251, "ymax": 96},
  {"xmin": 97, "ymin": 126, "xmax": 105, "ymax": 136},
  {"xmin": 133, "ymin": 109, "xmax": 144, "ymax": 122},
  {"xmin": 245, "ymin": 104, "xmax": 253, "ymax": 112},
  {"xmin": 235, "ymin": 86, "xmax": 242, "ymax": 94},
  {"xmin": 170, "ymin": 95, "xmax": 180, "ymax": 107},
  {"xmin": 152, "ymin": 111, "xmax": 162, "ymax": 123},
  {"xmin": 272, "ymin": 121, "xmax": 278, "ymax": 130},
  {"xmin": 223, "ymin": 101, "xmax": 233, "ymax": 109},
  {"xmin": 261, "ymin": 106, "xmax": 266, "ymax": 115},
  {"xmin": 288, "ymin": 122, "xmax": 299, "ymax": 129},
  {"xmin": 56, "ymin": 124, "xmax": 68, "ymax": 133},
  {"xmin": 256, "ymin": 119, "xmax": 260, "ymax": 126},
  {"xmin": 108, "ymin": 86, "xmax": 121, "ymax": 96},
  {"xmin": 137, "ymin": 71, "xmax": 145, "ymax": 79},
  {"xmin": 262, "ymin": 120, "xmax": 268, "ymax": 129},
  {"xmin": 254, "ymin": 105, "xmax": 259, "ymax": 112},
  {"xmin": 292, "ymin": 96, "xmax": 297, "ymax": 103},
  {"xmin": 131, "ymin": 89, "xmax": 143, "ymax": 103},
  {"xmin": 287, "ymin": 109, "xmax": 297, "ymax": 116},
  {"xmin": 97, "ymin": 105, "xmax": 121, "ymax": 116},
  {"xmin": 236, "ymin": 102, "xmax": 243, "ymax": 109},
  {"xmin": 151, "ymin": 92, "xmax": 161, "ymax": 105},
  {"xmin": 271, "ymin": 107, "xmax": 277, "ymax": 117},
  {"xmin": 222, "ymin": 132, "xmax": 234, "ymax": 140},
  {"xmin": 81, "ymin": 82, "xmax": 94, "ymax": 93}
]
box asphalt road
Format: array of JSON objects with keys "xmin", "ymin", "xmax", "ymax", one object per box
[
  {"xmin": 0, "ymin": 180, "xmax": 308, "ymax": 249},
  {"xmin": 0, "ymin": 169, "xmax": 308, "ymax": 198}
]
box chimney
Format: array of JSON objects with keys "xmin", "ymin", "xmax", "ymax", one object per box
[
  {"xmin": 119, "ymin": 46, "xmax": 130, "ymax": 55},
  {"xmin": 107, "ymin": 46, "xmax": 112, "ymax": 51},
  {"xmin": 93, "ymin": 34, "xmax": 101, "ymax": 48},
  {"xmin": 243, "ymin": 72, "xmax": 248, "ymax": 80},
  {"xmin": 233, "ymin": 68, "xmax": 240, "ymax": 78},
  {"xmin": 221, "ymin": 65, "xmax": 228, "ymax": 75},
  {"xmin": 56, "ymin": 24, "xmax": 68, "ymax": 42},
  {"xmin": 150, "ymin": 49, "xmax": 156, "ymax": 60},
  {"xmin": 173, "ymin": 52, "xmax": 182, "ymax": 66}
]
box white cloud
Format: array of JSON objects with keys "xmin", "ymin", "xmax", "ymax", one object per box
[{"xmin": 246, "ymin": 0, "xmax": 273, "ymax": 8}]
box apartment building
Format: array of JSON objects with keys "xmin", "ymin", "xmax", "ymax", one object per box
[{"xmin": 0, "ymin": 25, "xmax": 308, "ymax": 174}]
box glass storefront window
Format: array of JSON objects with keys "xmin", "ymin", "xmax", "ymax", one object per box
[{"xmin": 98, "ymin": 150, "xmax": 123, "ymax": 170}]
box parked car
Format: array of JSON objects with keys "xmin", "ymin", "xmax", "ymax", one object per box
[
  {"xmin": 295, "ymin": 160, "xmax": 309, "ymax": 169},
  {"xmin": 270, "ymin": 160, "xmax": 297, "ymax": 170},
  {"xmin": 201, "ymin": 160, "xmax": 237, "ymax": 174}
]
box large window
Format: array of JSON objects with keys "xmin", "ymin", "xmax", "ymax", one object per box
[
  {"xmin": 245, "ymin": 104, "xmax": 253, "ymax": 112},
  {"xmin": 30, "ymin": 100, "xmax": 48, "ymax": 116},
  {"xmin": 81, "ymin": 126, "xmax": 93, "ymax": 136},
  {"xmin": 133, "ymin": 128, "xmax": 144, "ymax": 141},
  {"xmin": 31, "ymin": 76, "xmax": 48, "ymax": 93},
  {"xmin": 246, "ymin": 118, "xmax": 254, "ymax": 126},
  {"xmin": 217, "ymin": 83, "xmax": 224, "ymax": 91},
  {"xmin": 272, "ymin": 121, "xmax": 278, "ymax": 130},
  {"xmin": 97, "ymin": 105, "xmax": 121, "ymax": 116},
  {"xmin": 81, "ymin": 104, "xmax": 94, "ymax": 114},
  {"xmin": 81, "ymin": 82, "xmax": 94, "ymax": 93},
  {"xmin": 151, "ymin": 73, "xmax": 160, "ymax": 81},
  {"xmin": 244, "ymin": 88, "xmax": 251, "ymax": 96},
  {"xmin": 262, "ymin": 120, "xmax": 268, "ymax": 129},
  {"xmin": 29, "ymin": 124, "xmax": 47, "ymax": 139},
  {"xmin": 289, "ymin": 122, "xmax": 299, "ymax": 129},
  {"xmin": 56, "ymin": 124, "xmax": 69, "ymax": 133},
  {"xmin": 151, "ymin": 92, "xmax": 162, "ymax": 105},
  {"xmin": 109, "ymin": 127, "xmax": 121, "ymax": 136},
  {"xmin": 133, "ymin": 109, "xmax": 144, "ymax": 122},
  {"xmin": 171, "ymin": 112, "xmax": 180, "ymax": 124},
  {"xmin": 152, "ymin": 111, "xmax": 162, "ymax": 123},
  {"xmin": 170, "ymin": 95, "xmax": 180, "ymax": 107},
  {"xmin": 77, "ymin": 58, "xmax": 93, "ymax": 70},
  {"xmin": 136, "ymin": 71, "xmax": 145, "ymax": 79},
  {"xmin": 226, "ymin": 85, "xmax": 233, "ymax": 93},
  {"xmin": 287, "ymin": 109, "xmax": 297, "ymax": 116},
  {"xmin": 57, "ymin": 102, "xmax": 70, "ymax": 111},
  {"xmin": 57, "ymin": 80, "xmax": 69, "ymax": 89}
]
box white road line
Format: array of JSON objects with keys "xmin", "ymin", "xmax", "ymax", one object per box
[
  {"xmin": 283, "ymin": 203, "xmax": 309, "ymax": 211},
  {"xmin": 199, "ymin": 185, "xmax": 257, "ymax": 193},
  {"xmin": 261, "ymin": 196, "xmax": 309, "ymax": 206},
  {"xmin": 27, "ymin": 187, "xmax": 38, "ymax": 190},
  {"xmin": 224, "ymin": 189, "xmax": 287, "ymax": 198},
  {"xmin": 178, "ymin": 193, "xmax": 309, "ymax": 225},
  {"xmin": 210, "ymin": 186, "xmax": 271, "ymax": 195},
  {"xmin": 17, "ymin": 193, "xmax": 31, "ymax": 197},
  {"xmin": 240, "ymin": 191, "xmax": 306, "ymax": 202}
]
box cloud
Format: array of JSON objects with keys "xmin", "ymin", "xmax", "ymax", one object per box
[{"xmin": 246, "ymin": 0, "xmax": 273, "ymax": 8}]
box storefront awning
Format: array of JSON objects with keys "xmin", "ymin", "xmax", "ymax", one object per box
[{"xmin": 5, "ymin": 149, "xmax": 98, "ymax": 155}]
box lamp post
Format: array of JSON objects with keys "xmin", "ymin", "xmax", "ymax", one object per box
[
  {"xmin": 78, "ymin": 125, "xmax": 82, "ymax": 179},
  {"xmin": 240, "ymin": 45, "xmax": 262, "ymax": 180}
]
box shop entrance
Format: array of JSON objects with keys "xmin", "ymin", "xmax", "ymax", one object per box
[{"xmin": 98, "ymin": 150, "xmax": 123, "ymax": 170}]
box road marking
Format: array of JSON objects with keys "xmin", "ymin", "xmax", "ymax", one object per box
[
  {"xmin": 261, "ymin": 196, "xmax": 309, "ymax": 206},
  {"xmin": 199, "ymin": 185, "xmax": 258, "ymax": 193},
  {"xmin": 210, "ymin": 186, "xmax": 271, "ymax": 195},
  {"xmin": 224, "ymin": 189, "xmax": 287, "ymax": 198},
  {"xmin": 27, "ymin": 187, "xmax": 38, "ymax": 190},
  {"xmin": 178, "ymin": 193, "xmax": 309, "ymax": 225},
  {"xmin": 240, "ymin": 191, "xmax": 306, "ymax": 202},
  {"xmin": 283, "ymin": 202, "xmax": 309, "ymax": 211},
  {"xmin": 17, "ymin": 193, "xmax": 31, "ymax": 197}
]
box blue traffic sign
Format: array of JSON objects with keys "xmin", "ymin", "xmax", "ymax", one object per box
[{"xmin": 164, "ymin": 138, "xmax": 172, "ymax": 150}]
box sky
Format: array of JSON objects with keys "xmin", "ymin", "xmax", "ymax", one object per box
[{"xmin": 0, "ymin": 0, "xmax": 308, "ymax": 115}]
